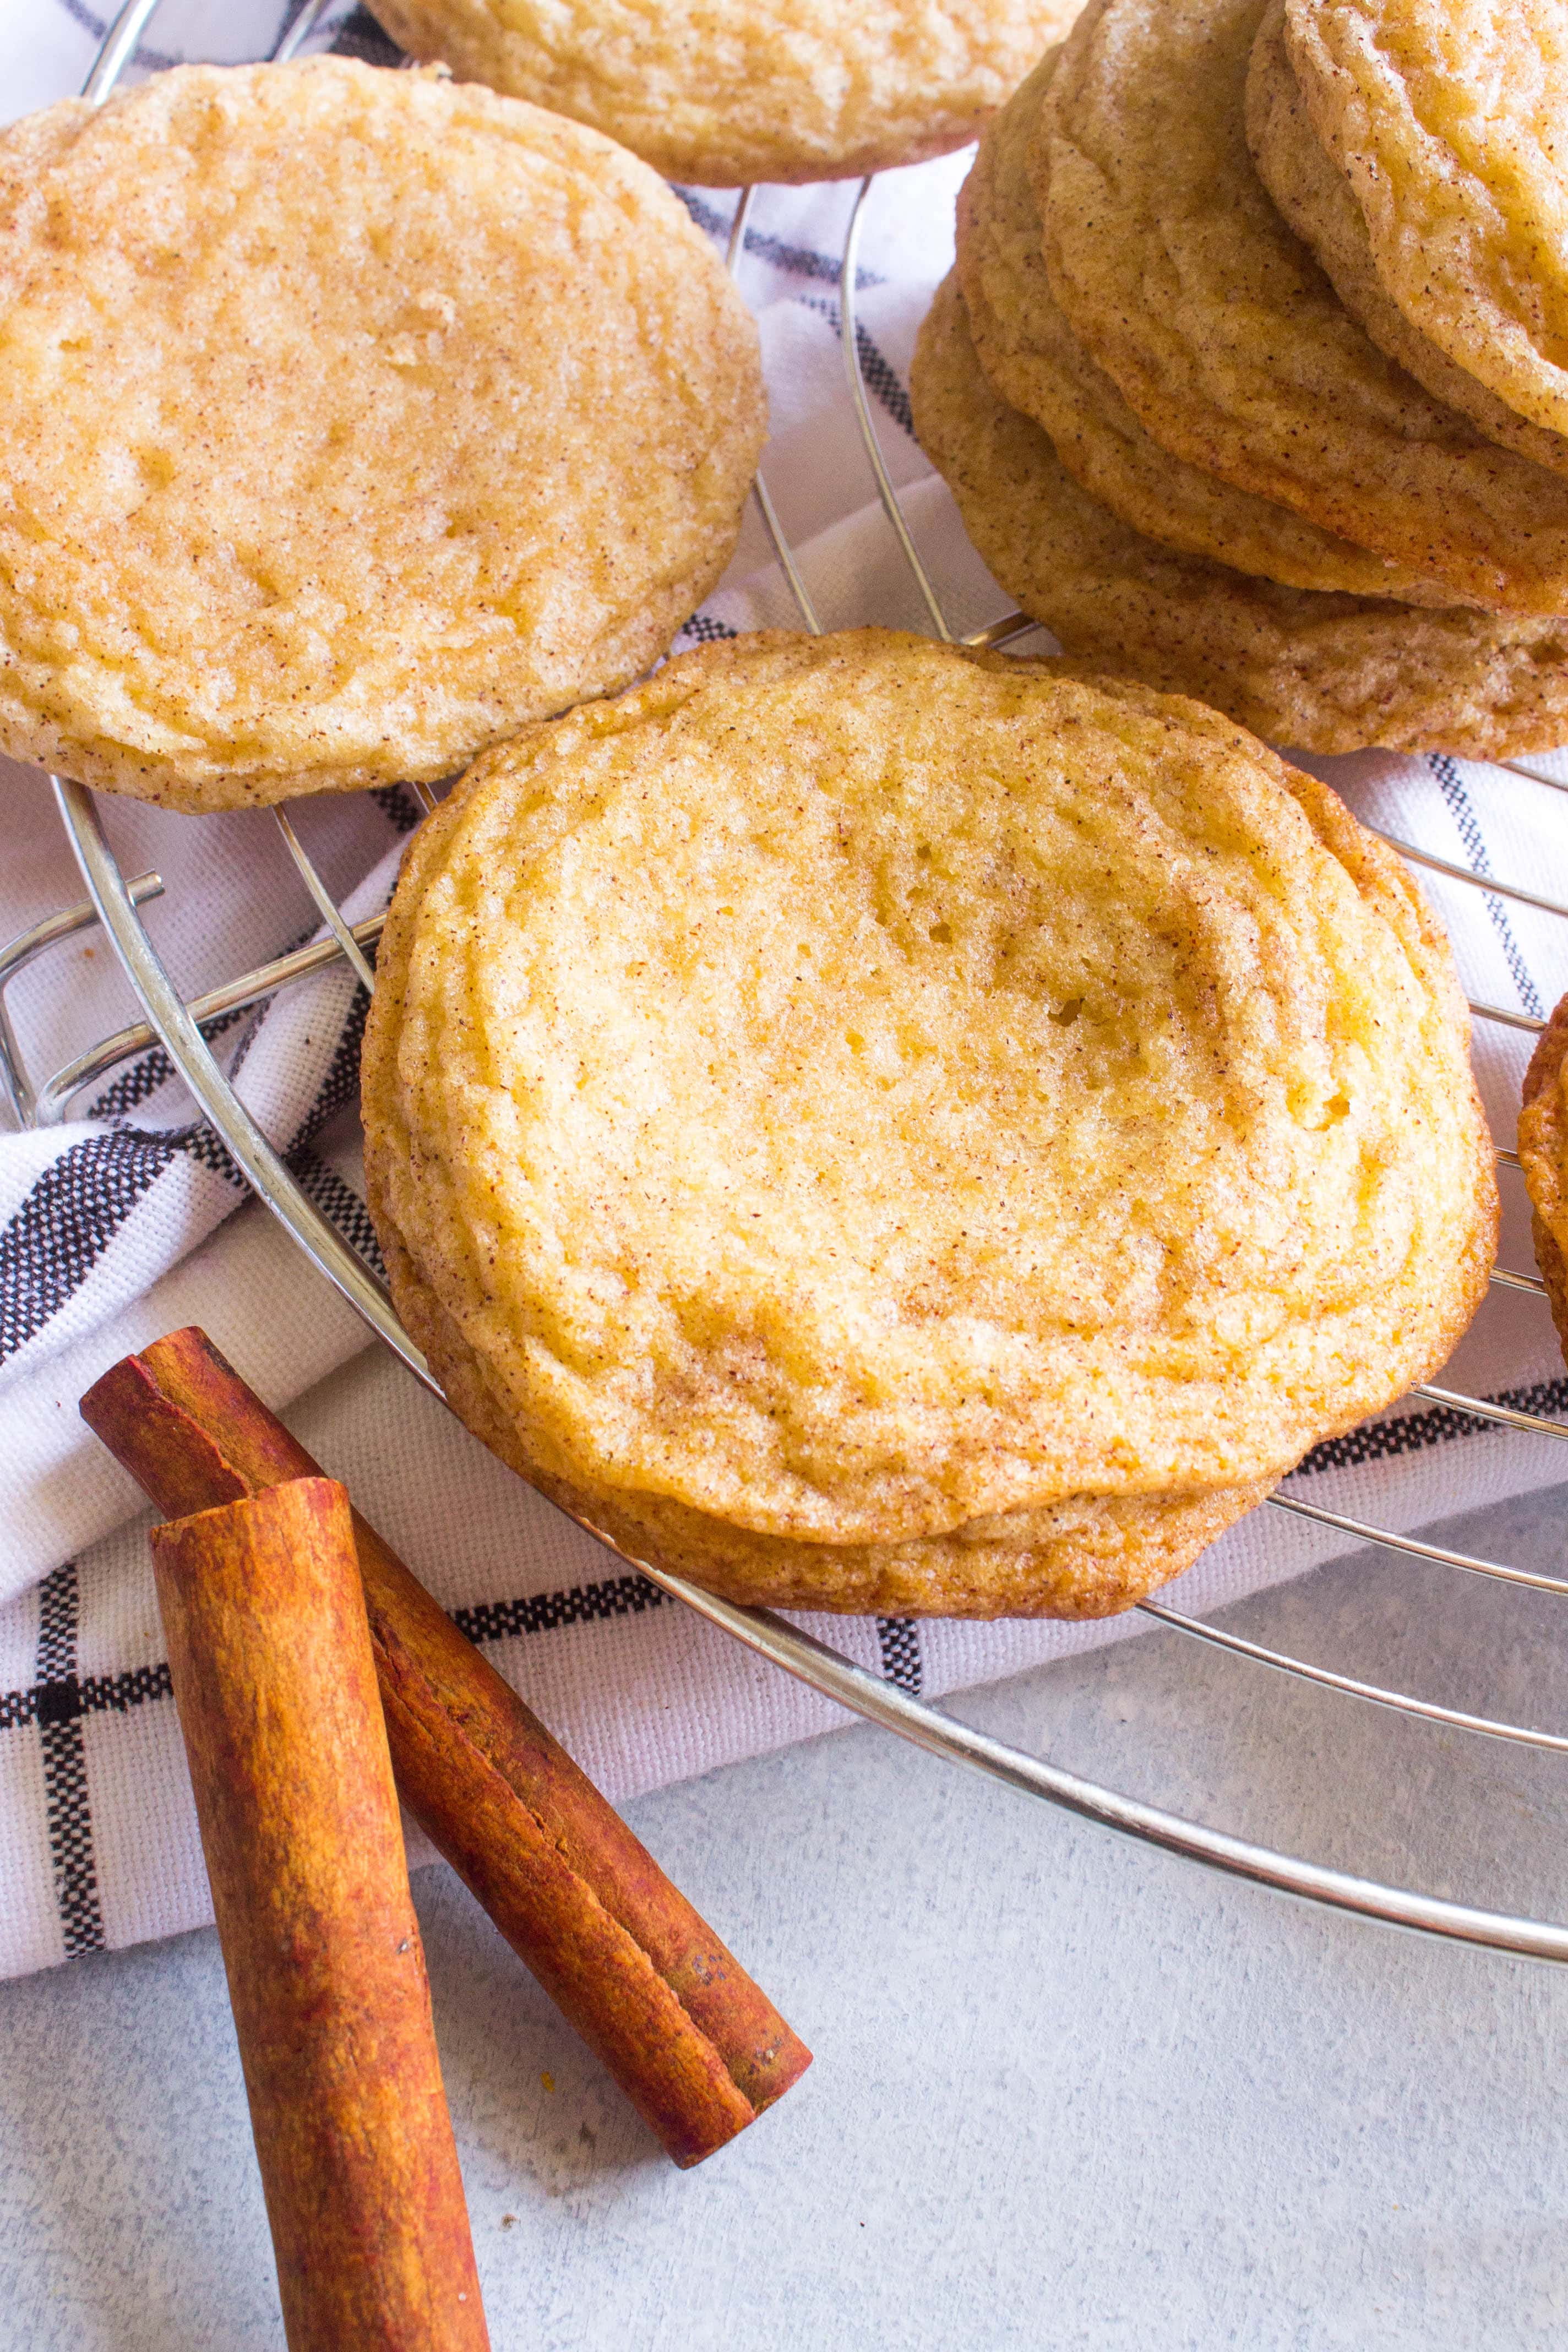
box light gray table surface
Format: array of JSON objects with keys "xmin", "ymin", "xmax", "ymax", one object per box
[{"xmin": 4, "ymin": 1484, "xmax": 1568, "ymax": 2351}]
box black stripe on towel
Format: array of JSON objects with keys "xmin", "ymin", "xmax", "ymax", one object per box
[
  {"xmin": 674, "ymin": 188, "xmax": 886, "ymax": 291},
  {"xmin": 0, "ymin": 958, "xmax": 371, "ymax": 1368},
  {"xmin": 1294, "ymin": 1377, "xmax": 1568, "ymax": 1474},
  {"xmin": 678, "ymin": 612, "xmax": 741, "ymax": 646},
  {"xmin": 34, "ymin": 1561, "xmax": 105, "ymax": 1958},
  {"xmin": 52, "ymin": 0, "xmax": 180, "ymax": 72},
  {"xmin": 798, "ymin": 294, "xmax": 916, "ymax": 436},
  {"xmin": 453, "ymin": 1572, "xmax": 670, "ymax": 1646},
  {"xmin": 0, "ymin": 1574, "xmax": 673, "ymax": 1746},
  {"xmin": 0, "ymin": 1131, "xmax": 198, "ymax": 1364},
  {"xmin": 1427, "ymin": 753, "xmax": 1545, "ymax": 1020},
  {"xmin": 291, "ymin": 1150, "xmax": 387, "ymax": 1278},
  {"xmin": 876, "ymin": 1618, "xmax": 923, "ymax": 1695}
]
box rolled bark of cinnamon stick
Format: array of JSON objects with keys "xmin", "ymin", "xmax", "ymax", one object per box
[
  {"xmin": 83, "ymin": 1326, "xmax": 810, "ymax": 2168},
  {"xmin": 151, "ymin": 1477, "xmax": 489, "ymax": 2352}
]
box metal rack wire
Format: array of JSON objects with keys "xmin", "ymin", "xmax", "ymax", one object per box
[{"xmin": 18, "ymin": 0, "xmax": 1568, "ymax": 1962}]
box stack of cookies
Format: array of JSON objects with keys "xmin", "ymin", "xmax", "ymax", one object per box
[
  {"xmin": 912, "ymin": 0, "xmax": 1568, "ymax": 756},
  {"xmin": 362, "ymin": 629, "xmax": 1498, "ymax": 1620}
]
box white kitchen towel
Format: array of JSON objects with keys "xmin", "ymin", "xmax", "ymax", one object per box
[{"xmin": 2, "ymin": 0, "xmax": 1567, "ymax": 1979}]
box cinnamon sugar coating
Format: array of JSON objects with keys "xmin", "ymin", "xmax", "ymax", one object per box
[
  {"xmin": 912, "ymin": 277, "xmax": 1568, "ymax": 759},
  {"xmin": 1248, "ymin": 3, "xmax": 1568, "ymax": 478},
  {"xmin": 1284, "ymin": 0, "xmax": 1568, "ymax": 443},
  {"xmin": 0, "ymin": 59, "xmax": 763, "ymax": 809},
  {"xmin": 957, "ymin": 50, "xmax": 1453, "ymax": 605},
  {"xmin": 1035, "ymin": 0, "xmax": 1568, "ymax": 616},
  {"xmin": 365, "ymin": 0, "xmax": 1087, "ymax": 186},
  {"xmin": 363, "ymin": 629, "xmax": 1495, "ymax": 1613}
]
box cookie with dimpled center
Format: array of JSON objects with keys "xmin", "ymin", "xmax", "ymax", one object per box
[{"xmin": 361, "ymin": 625, "xmax": 1495, "ymax": 1626}]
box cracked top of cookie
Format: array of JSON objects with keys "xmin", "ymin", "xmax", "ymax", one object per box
[
  {"xmin": 0, "ymin": 58, "xmax": 764, "ymax": 809},
  {"xmin": 362, "ymin": 627, "xmax": 1496, "ymax": 1543}
]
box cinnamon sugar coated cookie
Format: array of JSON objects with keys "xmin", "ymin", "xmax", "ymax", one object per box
[
  {"xmin": 911, "ymin": 276, "xmax": 1568, "ymax": 758},
  {"xmin": 957, "ymin": 50, "xmax": 1455, "ymax": 605},
  {"xmin": 1284, "ymin": 0, "xmax": 1568, "ymax": 442},
  {"xmin": 364, "ymin": 0, "xmax": 1087, "ymax": 186},
  {"xmin": 0, "ymin": 59, "xmax": 764, "ymax": 811},
  {"xmin": 1246, "ymin": 3, "xmax": 1568, "ymax": 478},
  {"xmin": 1519, "ymin": 997, "xmax": 1568, "ymax": 1367},
  {"xmin": 1035, "ymin": 0, "xmax": 1568, "ymax": 616},
  {"xmin": 362, "ymin": 630, "xmax": 1495, "ymax": 1616}
]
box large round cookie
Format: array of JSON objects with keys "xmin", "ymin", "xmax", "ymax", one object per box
[
  {"xmin": 1520, "ymin": 993, "xmax": 1568, "ymax": 1370},
  {"xmin": 956, "ymin": 49, "xmax": 1454, "ymax": 605},
  {"xmin": 0, "ymin": 60, "xmax": 764, "ymax": 812},
  {"xmin": 365, "ymin": 0, "xmax": 1085, "ymax": 186},
  {"xmin": 1247, "ymin": 3, "xmax": 1568, "ymax": 479},
  {"xmin": 1284, "ymin": 0, "xmax": 1568, "ymax": 443},
  {"xmin": 363, "ymin": 628, "xmax": 1495, "ymax": 1594},
  {"xmin": 1034, "ymin": 0, "xmax": 1568, "ymax": 617},
  {"xmin": 912, "ymin": 276, "xmax": 1568, "ymax": 759}
]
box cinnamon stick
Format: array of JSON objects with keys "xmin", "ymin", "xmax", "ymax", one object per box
[
  {"xmin": 151, "ymin": 1478, "xmax": 489, "ymax": 2352},
  {"xmin": 83, "ymin": 1326, "xmax": 810, "ymax": 2168}
]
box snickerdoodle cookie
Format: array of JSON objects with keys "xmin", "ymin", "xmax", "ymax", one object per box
[
  {"xmin": 363, "ymin": 628, "xmax": 1495, "ymax": 1614},
  {"xmin": 365, "ymin": 0, "xmax": 1087, "ymax": 186},
  {"xmin": 1284, "ymin": 0, "xmax": 1568, "ymax": 443},
  {"xmin": 1035, "ymin": 0, "xmax": 1568, "ymax": 616},
  {"xmin": 1520, "ymin": 996, "xmax": 1568, "ymax": 1368},
  {"xmin": 956, "ymin": 50, "xmax": 1455, "ymax": 605},
  {"xmin": 912, "ymin": 276, "xmax": 1568, "ymax": 759},
  {"xmin": 0, "ymin": 59, "xmax": 764, "ymax": 812},
  {"xmin": 1247, "ymin": 3, "xmax": 1568, "ymax": 478}
]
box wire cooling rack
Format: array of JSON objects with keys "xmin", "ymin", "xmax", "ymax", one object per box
[{"xmin": 20, "ymin": 0, "xmax": 1568, "ymax": 1962}]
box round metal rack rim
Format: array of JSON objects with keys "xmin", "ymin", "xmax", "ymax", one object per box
[{"xmin": 32, "ymin": 0, "xmax": 1568, "ymax": 1967}]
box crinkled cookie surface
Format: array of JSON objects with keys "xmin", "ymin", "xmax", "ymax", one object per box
[
  {"xmin": 957, "ymin": 48, "xmax": 1452, "ymax": 603},
  {"xmin": 1035, "ymin": 0, "xmax": 1568, "ymax": 615},
  {"xmin": 0, "ymin": 59, "xmax": 764, "ymax": 809},
  {"xmin": 363, "ymin": 628, "xmax": 1495, "ymax": 1586},
  {"xmin": 1248, "ymin": 2, "xmax": 1568, "ymax": 478},
  {"xmin": 911, "ymin": 277, "xmax": 1568, "ymax": 758},
  {"xmin": 1286, "ymin": 0, "xmax": 1568, "ymax": 440},
  {"xmin": 366, "ymin": 0, "xmax": 1087, "ymax": 185},
  {"xmin": 363, "ymin": 1214, "xmax": 1273, "ymax": 1616}
]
